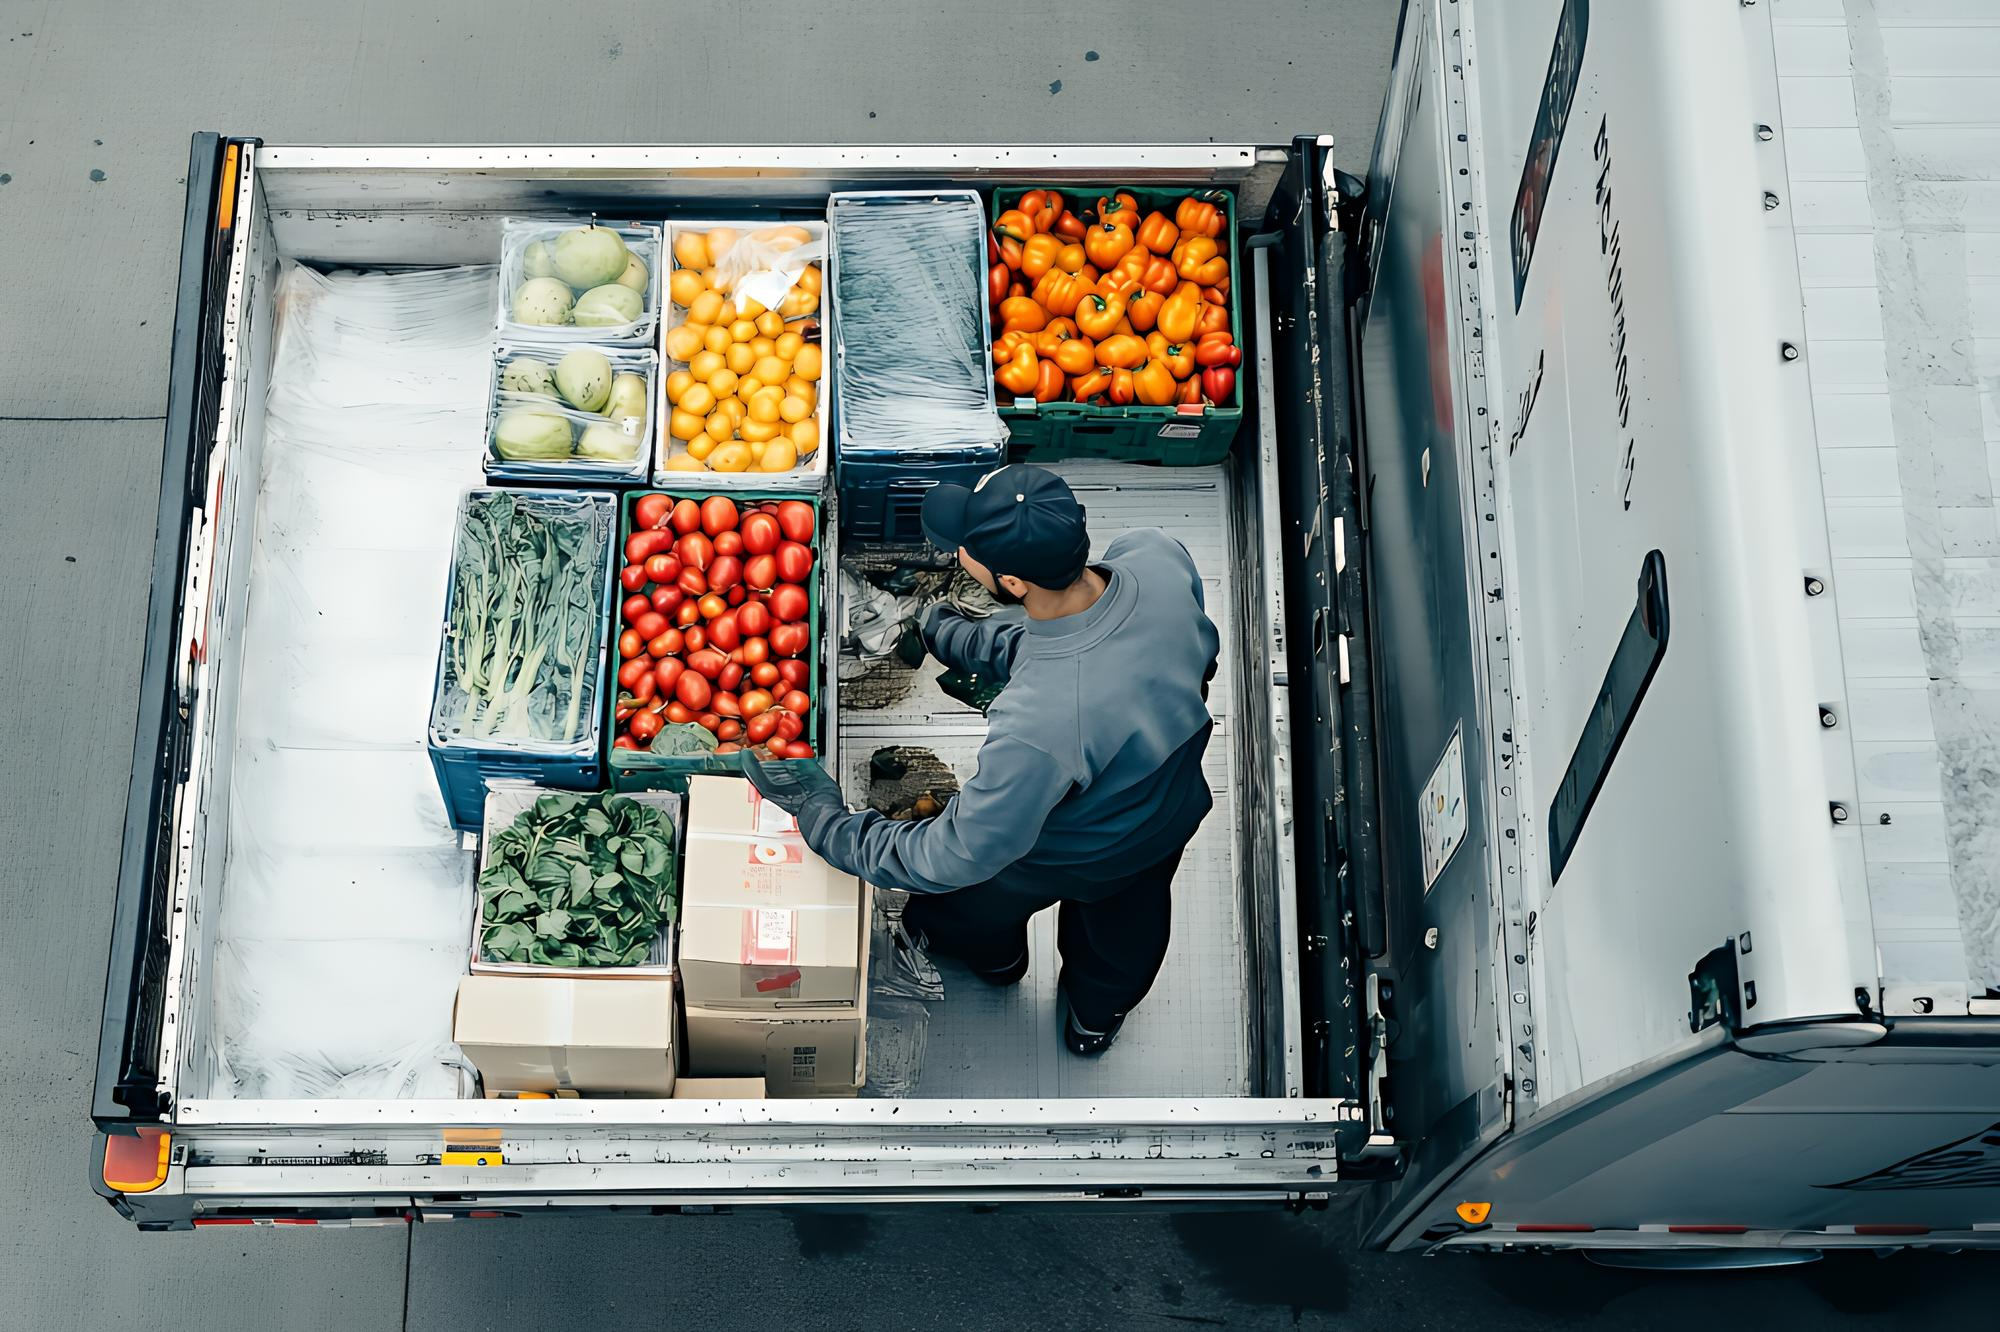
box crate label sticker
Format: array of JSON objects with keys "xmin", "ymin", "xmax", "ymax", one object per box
[
  {"xmin": 1157, "ymin": 422, "xmax": 1204, "ymax": 440},
  {"xmin": 1420, "ymin": 727, "xmax": 1467, "ymax": 893}
]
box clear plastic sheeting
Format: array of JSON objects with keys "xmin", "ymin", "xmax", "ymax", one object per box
[
  {"xmin": 208, "ymin": 262, "xmax": 493, "ymax": 1100},
  {"xmin": 829, "ymin": 192, "xmax": 1006, "ymax": 458}
]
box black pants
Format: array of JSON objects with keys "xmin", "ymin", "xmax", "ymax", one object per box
[{"xmin": 902, "ymin": 847, "xmax": 1184, "ymax": 1032}]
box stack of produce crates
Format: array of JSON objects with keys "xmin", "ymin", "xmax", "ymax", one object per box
[
  {"xmin": 828, "ymin": 191, "xmax": 1007, "ymax": 549},
  {"xmin": 427, "ymin": 488, "xmax": 620, "ymax": 831},
  {"xmin": 990, "ymin": 186, "xmax": 1243, "ymax": 466}
]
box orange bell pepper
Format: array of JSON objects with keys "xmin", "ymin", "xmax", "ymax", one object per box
[
  {"xmin": 1136, "ymin": 211, "xmax": 1180, "ymax": 255},
  {"xmin": 997, "ymin": 296, "xmax": 1047, "ymax": 333},
  {"xmin": 1202, "ymin": 284, "xmax": 1228, "ymax": 306},
  {"xmin": 991, "ymin": 329, "xmax": 1033, "ymax": 364},
  {"xmin": 995, "ymin": 341, "xmax": 1040, "ymax": 397},
  {"xmin": 1096, "ymin": 192, "xmax": 1140, "ymax": 229},
  {"xmin": 1195, "ymin": 301, "xmax": 1230, "ymax": 337},
  {"xmin": 1053, "ymin": 209, "xmax": 1087, "ymax": 241},
  {"xmin": 1020, "ymin": 233, "xmax": 1063, "ymax": 281},
  {"xmin": 1052, "ymin": 335, "xmax": 1096, "ymax": 376},
  {"xmin": 1097, "ymin": 269, "xmax": 1139, "ymax": 302},
  {"xmin": 1093, "ymin": 333, "xmax": 1147, "ymax": 369},
  {"xmin": 1108, "ymin": 368, "xmax": 1136, "ymax": 405},
  {"xmin": 1079, "ymin": 263, "xmax": 1101, "ymax": 286},
  {"xmin": 1085, "ymin": 220, "xmax": 1135, "ymax": 270},
  {"xmin": 1055, "ymin": 243, "xmax": 1086, "ymax": 274},
  {"xmin": 1194, "ymin": 332, "xmax": 1241, "ymax": 367},
  {"xmin": 1133, "ymin": 359, "xmax": 1178, "ymax": 406},
  {"xmin": 1175, "ymin": 196, "xmax": 1225, "ymax": 238},
  {"xmin": 1173, "ymin": 236, "xmax": 1230, "ymax": 286},
  {"xmin": 1070, "ymin": 368, "xmax": 1112, "ymax": 401},
  {"xmin": 1140, "ymin": 255, "xmax": 1178, "ymax": 295},
  {"xmin": 1033, "ymin": 270, "xmax": 1085, "ymax": 318},
  {"xmin": 1114, "ymin": 317, "xmax": 1135, "ymax": 337},
  {"xmin": 1148, "ymin": 333, "xmax": 1196, "ymax": 379},
  {"xmin": 995, "ymin": 209, "xmax": 1036, "ymax": 242},
  {"xmin": 1034, "ymin": 359, "xmax": 1065, "ymax": 403},
  {"xmin": 1018, "ymin": 190, "xmax": 1064, "ymax": 233},
  {"xmin": 1177, "ymin": 375, "xmax": 1203, "ymax": 406},
  {"xmin": 1157, "ymin": 282, "xmax": 1203, "ymax": 344},
  {"xmin": 1127, "ymin": 289, "xmax": 1164, "ymax": 334},
  {"xmin": 992, "ymin": 229, "xmax": 1023, "ymax": 270},
  {"xmin": 1074, "ymin": 292, "xmax": 1127, "ymax": 339}
]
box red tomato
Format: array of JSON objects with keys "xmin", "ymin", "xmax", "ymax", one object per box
[
  {"xmin": 626, "ymin": 529, "xmax": 674, "ymax": 563},
  {"xmin": 698, "ymin": 592, "xmax": 727, "ymax": 619},
  {"xmin": 688, "ymin": 649, "xmax": 729, "ymax": 680},
  {"xmin": 764, "ymin": 738, "xmax": 795, "ymax": 759},
  {"xmin": 681, "ymin": 624, "xmax": 706, "ymax": 654},
  {"xmin": 708, "ymin": 612, "xmax": 741, "ymax": 652},
  {"xmin": 744, "ymin": 554, "xmax": 778, "ymax": 591},
  {"xmin": 740, "ymin": 689, "xmax": 775, "ymax": 718},
  {"xmin": 655, "ymin": 658, "xmax": 685, "ymax": 695},
  {"xmin": 697, "ymin": 711, "xmax": 721, "ymax": 733},
  {"xmin": 644, "ymin": 553, "xmax": 677, "ymax": 585},
  {"xmin": 618, "ymin": 630, "xmax": 644, "ymax": 660},
  {"xmin": 776, "ymin": 500, "xmax": 815, "ymax": 543},
  {"xmin": 713, "ymin": 692, "xmax": 741, "ymax": 718},
  {"xmin": 676, "ymin": 601, "xmax": 702, "ymax": 627},
  {"xmin": 613, "ymin": 735, "xmax": 639, "ymax": 750},
  {"xmin": 780, "ymin": 689, "xmax": 811, "ymax": 715},
  {"xmin": 650, "ymin": 584, "xmax": 684, "ymax": 613},
  {"xmin": 769, "ymin": 584, "xmax": 810, "ymax": 625},
  {"xmin": 627, "ymin": 673, "xmax": 656, "ymax": 703},
  {"xmin": 618, "ymin": 657, "xmax": 652, "ymax": 690},
  {"xmin": 736, "ymin": 603, "xmax": 772, "ymax": 637},
  {"xmin": 751, "ymin": 661, "xmax": 781, "ymax": 688},
  {"xmin": 620, "ymin": 564, "xmax": 648, "ymax": 592},
  {"xmin": 717, "ymin": 718, "xmax": 744, "ymax": 742},
  {"xmin": 745, "ymin": 712, "xmax": 779, "ymax": 744},
  {"xmin": 727, "ymin": 586, "xmax": 746, "ymax": 607},
  {"xmin": 701, "ymin": 495, "xmax": 739, "ymax": 536},
  {"xmin": 676, "ymin": 532, "xmax": 714, "ymax": 571},
  {"xmin": 648, "ymin": 629, "xmax": 682, "ymax": 658},
  {"xmin": 623, "ymin": 594, "xmax": 652, "ymax": 623},
  {"xmin": 715, "ymin": 741, "xmax": 742, "ymax": 754},
  {"xmin": 719, "ymin": 662, "xmax": 745, "ymax": 692},
  {"xmin": 665, "ymin": 700, "xmax": 694, "ymax": 725},
  {"xmin": 787, "ymin": 743, "xmax": 815, "ymax": 759},
  {"xmin": 740, "ymin": 510, "xmax": 781, "ymax": 555},
  {"xmin": 777, "ymin": 659, "xmax": 810, "ymax": 688},
  {"xmin": 675, "ymin": 671, "xmax": 712, "ymax": 710},
  {"xmin": 713, "ymin": 530, "xmax": 744, "ymax": 558},
  {"xmin": 629, "ymin": 710, "xmax": 664, "ymax": 742},
  {"xmin": 670, "ymin": 498, "xmax": 703, "ymax": 534},
  {"xmin": 709, "ymin": 555, "xmax": 743, "ymax": 592},
  {"xmin": 739, "ymin": 636, "xmax": 769, "ymax": 666},
  {"xmin": 652, "ymin": 555, "xmax": 682, "ymax": 584},
  {"xmin": 626, "ymin": 611, "xmax": 662, "ymax": 641},
  {"xmin": 634, "ymin": 494, "xmax": 674, "ymax": 530},
  {"xmin": 775, "ymin": 541, "xmax": 814, "ymax": 584},
  {"xmin": 677, "ymin": 567, "xmax": 708, "ymax": 598},
  {"xmin": 769, "ymin": 623, "xmax": 809, "ymax": 658}
]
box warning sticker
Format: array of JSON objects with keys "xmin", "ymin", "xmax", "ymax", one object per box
[
  {"xmin": 1420, "ymin": 727, "xmax": 1467, "ymax": 892},
  {"xmin": 1157, "ymin": 422, "xmax": 1203, "ymax": 440}
]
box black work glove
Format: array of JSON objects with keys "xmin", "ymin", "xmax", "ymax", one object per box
[{"xmin": 743, "ymin": 756, "xmax": 845, "ymax": 840}]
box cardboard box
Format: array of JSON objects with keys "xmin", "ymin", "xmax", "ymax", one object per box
[
  {"xmin": 453, "ymin": 975, "xmax": 676, "ymax": 1096},
  {"xmin": 679, "ymin": 775, "xmax": 864, "ymax": 1008},
  {"xmin": 672, "ymin": 1077, "xmax": 767, "ymax": 1099}
]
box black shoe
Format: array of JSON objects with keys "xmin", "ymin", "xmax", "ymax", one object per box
[
  {"xmin": 907, "ymin": 928, "xmax": 1028, "ymax": 987},
  {"xmin": 1061, "ymin": 994, "xmax": 1124, "ymax": 1057}
]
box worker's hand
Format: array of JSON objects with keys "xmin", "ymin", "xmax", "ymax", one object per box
[
  {"xmin": 919, "ymin": 604, "xmax": 964, "ymax": 666},
  {"xmin": 743, "ymin": 755, "xmax": 844, "ymax": 826}
]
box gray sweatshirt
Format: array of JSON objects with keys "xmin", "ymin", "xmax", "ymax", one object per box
[{"xmin": 795, "ymin": 530, "xmax": 1220, "ymax": 898}]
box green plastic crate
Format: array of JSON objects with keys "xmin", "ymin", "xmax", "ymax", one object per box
[
  {"xmin": 992, "ymin": 184, "xmax": 1243, "ymax": 466},
  {"xmin": 606, "ymin": 489, "xmax": 825, "ymax": 792}
]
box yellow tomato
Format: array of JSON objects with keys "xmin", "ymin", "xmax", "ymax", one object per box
[
  {"xmin": 740, "ymin": 419, "xmax": 782, "ymax": 444},
  {"xmin": 755, "ymin": 310, "xmax": 785, "ymax": 339},
  {"xmin": 714, "ymin": 300, "xmax": 739, "ymax": 327},
  {"xmin": 664, "ymin": 324, "xmax": 705, "ymax": 363},
  {"xmin": 774, "ymin": 331, "xmax": 804, "ymax": 360},
  {"xmin": 724, "ymin": 342, "xmax": 757, "ymax": 376},
  {"xmin": 704, "ymin": 228, "xmax": 740, "ymax": 267},
  {"xmin": 687, "ymin": 290, "xmax": 724, "ymax": 326},
  {"xmin": 708, "ymin": 440, "xmax": 753, "ymax": 472},
  {"xmin": 737, "ymin": 295, "xmax": 768, "ymax": 320},
  {"xmin": 749, "ymin": 439, "xmax": 766, "ymax": 459},
  {"xmin": 663, "ymin": 451, "xmax": 708, "ymax": 472},
  {"xmin": 708, "ymin": 368, "xmax": 740, "ymax": 399},
  {"xmin": 703, "ymin": 408, "xmax": 737, "ymax": 442},
  {"xmin": 750, "ymin": 337, "xmax": 776, "ymax": 360},
  {"xmin": 669, "ymin": 409, "xmax": 705, "ymax": 442},
  {"xmin": 753, "ymin": 355, "xmax": 790, "ymax": 387},
  {"xmin": 685, "ymin": 433, "xmax": 718, "ymax": 461},
  {"xmin": 790, "ymin": 417, "xmax": 819, "ymax": 454},
  {"xmin": 779, "ymin": 394, "xmax": 811, "ymax": 424},
  {"xmin": 758, "ymin": 437, "xmax": 799, "ymax": 472},
  {"xmin": 673, "ymin": 231, "xmax": 709, "ymax": 269},
  {"xmin": 749, "ymin": 386, "xmax": 785, "ymax": 423},
  {"xmin": 702, "ymin": 324, "xmax": 732, "ymax": 356},
  {"xmin": 798, "ymin": 264, "xmax": 822, "ymax": 294},
  {"xmin": 736, "ymin": 376, "xmax": 765, "ymax": 402},
  {"xmin": 783, "ymin": 376, "xmax": 816, "ymax": 405},
  {"xmin": 679, "ymin": 383, "xmax": 716, "ymax": 417},
  {"xmin": 728, "ymin": 319, "xmax": 758, "ymax": 344},
  {"xmin": 717, "ymin": 395, "xmax": 747, "ymax": 419},
  {"xmin": 793, "ymin": 344, "xmax": 823, "ymax": 381},
  {"xmin": 664, "ymin": 369, "xmax": 694, "ymax": 405},
  {"xmin": 689, "ymin": 350, "xmax": 726, "ymax": 382},
  {"xmin": 668, "ymin": 268, "xmax": 707, "ymax": 307}
]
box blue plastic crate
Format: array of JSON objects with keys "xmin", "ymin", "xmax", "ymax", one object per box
[
  {"xmin": 427, "ymin": 488, "xmax": 618, "ymax": 832},
  {"xmin": 837, "ymin": 449, "xmax": 1005, "ymax": 548}
]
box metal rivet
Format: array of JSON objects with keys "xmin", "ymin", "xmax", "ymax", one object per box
[
  {"xmin": 1424, "ymin": 927, "xmax": 1440, "ymax": 950},
  {"xmin": 1820, "ymin": 707, "xmax": 1839, "ymax": 729},
  {"xmin": 1805, "ymin": 576, "xmax": 1826, "ymax": 596},
  {"xmin": 1756, "ymin": 123, "xmax": 1774, "ymax": 142},
  {"xmin": 1512, "ymin": 992, "xmax": 1527, "ymax": 1004},
  {"xmin": 1781, "ymin": 342, "xmax": 1800, "ymax": 361},
  {"xmin": 1745, "ymin": 982, "xmax": 1758, "ymax": 1008},
  {"xmin": 1830, "ymin": 802, "xmax": 1850, "ymax": 824},
  {"xmin": 1739, "ymin": 932, "xmax": 1753, "ymax": 954},
  {"xmin": 1522, "ymin": 1080, "xmax": 1535, "ymax": 1094},
  {"xmin": 1913, "ymin": 997, "xmax": 1934, "ymax": 1014},
  {"xmin": 1764, "ymin": 191, "xmax": 1781, "ymax": 210}
]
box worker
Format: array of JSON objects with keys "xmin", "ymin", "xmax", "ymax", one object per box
[{"xmin": 748, "ymin": 464, "xmax": 1220, "ymax": 1055}]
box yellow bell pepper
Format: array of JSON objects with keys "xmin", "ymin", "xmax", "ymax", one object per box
[
  {"xmin": 1093, "ymin": 333, "xmax": 1147, "ymax": 369},
  {"xmin": 1173, "ymin": 236, "xmax": 1230, "ymax": 286},
  {"xmin": 1021, "ymin": 234, "xmax": 1064, "ymax": 282},
  {"xmin": 1157, "ymin": 282, "xmax": 1203, "ymax": 344},
  {"xmin": 1085, "ymin": 221, "xmax": 1135, "ymax": 270},
  {"xmin": 997, "ymin": 296, "xmax": 1048, "ymax": 333},
  {"xmin": 1136, "ymin": 211, "xmax": 1180, "ymax": 255},
  {"xmin": 1033, "ymin": 270, "xmax": 1085, "ymax": 318},
  {"xmin": 1133, "ymin": 359, "xmax": 1178, "ymax": 406},
  {"xmin": 996, "ymin": 341, "xmax": 1041, "ymax": 397},
  {"xmin": 1074, "ymin": 292, "xmax": 1127, "ymax": 340}
]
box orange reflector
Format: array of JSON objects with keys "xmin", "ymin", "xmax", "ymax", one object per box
[
  {"xmin": 103, "ymin": 1129, "xmax": 171, "ymax": 1194},
  {"xmin": 216, "ymin": 143, "xmax": 240, "ymax": 230},
  {"xmin": 1455, "ymin": 1201, "xmax": 1491, "ymax": 1225}
]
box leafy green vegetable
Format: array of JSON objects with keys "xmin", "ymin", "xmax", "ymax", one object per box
[
  {"xmin": 649, "ymin": 723, "xmax": 721, "ymax": 757},
  {"xmin": 438, "ymin": 492, "xmax": 609, "ymax": 747},
  {"xmin": 478, "ymin": 792, "xmax": 679, "ymax": 967}
]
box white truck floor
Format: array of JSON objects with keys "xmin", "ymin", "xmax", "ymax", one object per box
[
  {"xmin": 839, "ymin": 462, "xmax": 1252, "ymax": 1098},
  {"xmin": 1777, "ymin": 0, "xmax": 2000, "ymax": 1009}
]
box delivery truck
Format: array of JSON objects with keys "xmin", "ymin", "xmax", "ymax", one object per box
[{"xmin": 93, "ymin": 0, "xmax": 2000, "ymax": 1259}]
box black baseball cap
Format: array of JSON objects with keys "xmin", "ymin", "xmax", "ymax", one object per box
[{"xmin": 921, "ymin": 464, "xmax": 1091, "ymax": 587}]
